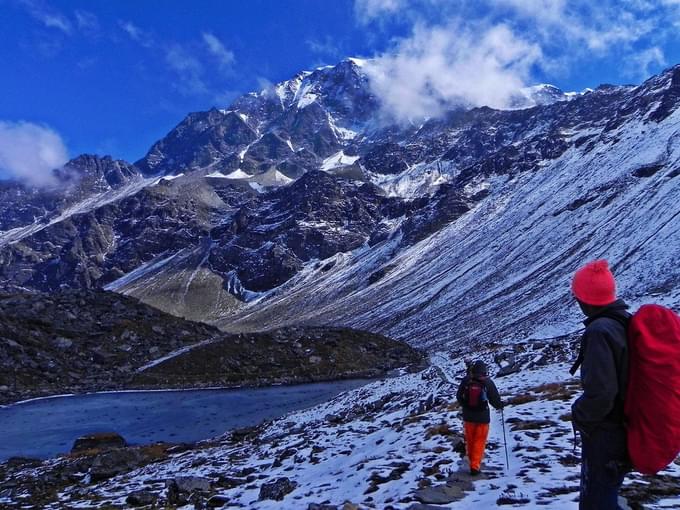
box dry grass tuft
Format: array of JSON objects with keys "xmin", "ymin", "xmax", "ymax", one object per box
[
  {"xmin": 425, "ymin": 422, "xmax": 457, "ymax": 439},
  {"xmin": 505, "ymin": 394, "xmax": 539, "ymax": 406}
]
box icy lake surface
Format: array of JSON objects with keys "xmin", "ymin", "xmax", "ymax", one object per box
[{"xmin": 0, "ymin": 380, "xmax": 370, "ymax": 461}]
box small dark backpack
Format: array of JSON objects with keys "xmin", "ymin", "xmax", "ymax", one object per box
[{"xmin": 465, "ymin": 378, "xmax": 488, "ymax": 409}]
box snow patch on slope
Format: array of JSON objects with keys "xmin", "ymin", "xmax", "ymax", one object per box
[
  {"xmin": 206, "ymin": 169, "xmax": 252, "ymax": 179},
  {"xmin": 104, "ymin": 251, "xmax": 185, "ymax": 292},
  {"xmin": 321, "ymin": 151, "xmax": 360, "ymax": 171},
  {"xmin": 370, "ymin": 163, "xmax": 450, "ymax": 198}
]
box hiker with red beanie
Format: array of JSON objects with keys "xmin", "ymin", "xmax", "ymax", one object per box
[
  {"xmin": 570, "ymin": 259, "xmax": 631, "ymax": 510},
  {"xmin": 456, "ymin": 360, "xmax": 503, "ymax": 476}
]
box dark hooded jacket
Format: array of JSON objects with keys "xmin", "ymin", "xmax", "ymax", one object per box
[
  {"xmin": 456, "ymin": 363, "xmax": 503, "ymax": 424},
  {"xmin": 571, "ymin": 299, "xmax": 630, "ymax": 433}
]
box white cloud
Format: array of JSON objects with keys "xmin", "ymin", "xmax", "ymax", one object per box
[
  {"xmin": 202, "ymin": 32, "xmax": 235, "ymax": 72},
  {"xmin": 0, "ymin": 121, "xmax": 69, "ymax": 187},
  {"xmin": 306, "ymin": 36, "xmax": 342, "ymax": 58},
  {"xmin": 117, "ymin": 23, "xmax": 236, "ymax": 99},
  {"xmin": 628, "ymin": 46, "xmax": 667, "ymax": 79},
  {"xmin": 19, "ymin": 0, "xmax": 72, "ymax": 34},
  {"xmin": 355, "ymin": 0, "xmax": 404, "ymax": 21},
  {"xmin": 495, "ymin": 0, "xmax": 658, "ymax": 54},
  {"xmin": 364, "ymin": 22, "xmax": 542, "ymax": 120},
  {"xmin": 165, "ymin": 45, "xmax": 208, "ymax": 95},
  {"xmin": 74, "ymin": 10, "xmax": 99, "ymax": 33},
  {"xmin": 118, "ymin": 20, "xmax": 154, "ymax": 47}
]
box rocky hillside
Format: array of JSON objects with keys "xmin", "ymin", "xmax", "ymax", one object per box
[
  {"xmin": 0, "ymin": 290, "xmax": 422, "ymax": 405},
  {"xmin": 0, "ymin": 290, "xmax": 217, "ymax": 405},
  {"xmin": 0, "ymin": 59, "xmax": 679, "ymax": 350},
  {"xmin": 132, "ymin": 327, "xmax": 423, "ymax": 390}
]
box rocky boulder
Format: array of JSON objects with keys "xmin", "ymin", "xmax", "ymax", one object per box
[
  {"xmin": 88, "ymin": 448, "xmax": 144, "ymax": 482},
  {"xmin": 258, "ymin": 477, "xmax": 298, "ymax": 501},
  {"xmin": 125, "ymin": 490, "xmax": 157, "ymax": 507}
]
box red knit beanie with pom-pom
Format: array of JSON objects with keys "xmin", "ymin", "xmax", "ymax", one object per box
[{"xmin": 571, "ymin": 259, "xmax": 617, "ymax": 306}]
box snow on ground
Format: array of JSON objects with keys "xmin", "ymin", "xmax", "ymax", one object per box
[
  {"xmin": 103, "ymin": 250, "xmax": 186, "ymax": 292},
  {"xmin": 321, "ymin": 151, "xmax": 360, "ymax": 171},
  {"xmin": 249, "ymin": 182, "xmax": 265, "ymax": 193},
  {"xmin": 348, "ymin": 57, "xmax": 368, "ymax": 68},
  {"xmin": 296, "ymin": 83, "xmax": 317, "ymax": 109},
  {"xmin": 368, "ymin": 163, "xmax": 450, "ymax": 198},
  {"xmin": 252, "ymin": 168, "xmax": 294, "ymax": 186},
  {"xmin": 151, "ymin": 173, "xmax": 184, "ymax": 185},
  {"xmin": 206, "ymin": 169, "xmax": 252, "ymax": 179},
  {"xmin": 48, "ymin": 350, "xmax": 680, "ymax": 509},
  {"xmin": 135, "ymin": 336, "xmax": 218, "ymax": 372}
]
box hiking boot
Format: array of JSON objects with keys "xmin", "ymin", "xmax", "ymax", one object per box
[{"xmin": 470, "ymin": 468, "xmax": 481, "ymax": 476}]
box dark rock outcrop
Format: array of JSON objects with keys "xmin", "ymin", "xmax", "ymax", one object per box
[
  {"xmin": 0, "ymin": 290, "xmax": 422, "ymax": 405},
  {"xmin": 72, "ymin": 433, "xmax": 127, "ymax": 453},
  {"xmin": 258, "ymin": 477, "xmax": 298, "ymax": 501}
]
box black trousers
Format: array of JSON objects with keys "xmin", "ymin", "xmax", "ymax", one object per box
[{"xmin": 579, "ymin": 424, "xmax": 629, "ymax": 510}]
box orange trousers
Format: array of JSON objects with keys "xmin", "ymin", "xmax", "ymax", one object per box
[{"xmin": 464, "ymin": 421, "xmax": 490, "ymax": 470}]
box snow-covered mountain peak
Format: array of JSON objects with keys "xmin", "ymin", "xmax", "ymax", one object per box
[
  {"xmin": 346, "ymin": 56, "xmax": 369, "ymax": 68},
  {"xmin": 509, "ymin": 83, "xmax": 571, "ymax": 109}
]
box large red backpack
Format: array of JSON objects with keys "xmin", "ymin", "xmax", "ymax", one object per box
[{"xmin": 625, "ymin": 304, "xmax": 680, "ymax": 475}]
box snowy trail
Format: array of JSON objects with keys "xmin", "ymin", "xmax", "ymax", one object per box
[
  {"xmin": 432, "ymin": 354, "xmax": 583, "ymax": 508},
  {"xmin": 458, "ymin": 364, "xmax": 582, "ymax": 509}
]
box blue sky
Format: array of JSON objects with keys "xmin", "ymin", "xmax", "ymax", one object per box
[{"xmin": 1, "ymin": 0, "xmax": 680, "ymax": 181}]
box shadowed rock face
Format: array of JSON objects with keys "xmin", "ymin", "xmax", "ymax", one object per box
[
  {"xmin": 135, "ymin": 60, "xmax": 379, "ymax": 179},
  {"xmin": 0, "ymin": 289, "xmax": 219, "ymax": 405},
  {"xmin": 131, "ymin": 326, "xmax": 424, "ymax": 389},
  {"xmin": 0, "ymin": 181, "xmax": 216, "ymax": 291},
  {"xmin": 207, "ymin": 171, "xmax": 415, "ymax": 291},
  {"xmin": 0, "ymin": 61, "xmax": 679, "ymax": 348},
  {"xmin": 136, "ymin": 109, "xmax": 259, "ymax": 176}
]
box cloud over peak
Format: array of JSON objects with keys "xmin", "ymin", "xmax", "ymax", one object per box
[
  {"xmin": 355, "ymin": 0, "xmax": 680, "ymax": 120},
  {"xmin": 364, "ymin": 21, "xmax": 542, "ymax": 120},
  {"xmin": 19, "ymin": 0, "xmax": 72, "ymax": 34},
  {"xmin": 0, "ymin": 121, "xmax": 69, "ymax": 187}
]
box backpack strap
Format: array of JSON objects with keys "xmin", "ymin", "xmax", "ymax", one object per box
[
  {"xmin": 569, "ymin": 345, "xmax": 585, "ymax": 376},
  {"xmin": 597, "ymin": 313, "xmax": 631, "ymax": 417}
]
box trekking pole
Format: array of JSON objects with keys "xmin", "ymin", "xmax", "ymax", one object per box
[{"xmin": 501, "ymin": 406, "xmax": 510, "ymax": 471}]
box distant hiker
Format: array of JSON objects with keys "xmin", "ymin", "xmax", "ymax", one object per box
[
  {"xmin": 456, "ymin": 360, "xmax": 503, "ymax": 475},
  {"xmin": 570, "ymin": 260, "xmax": 630, "ymax": 510}
]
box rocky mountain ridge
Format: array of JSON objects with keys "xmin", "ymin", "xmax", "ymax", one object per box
[{"xmin": 0, "ymin": 59, "xmax": 678, "ymax": 350}]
